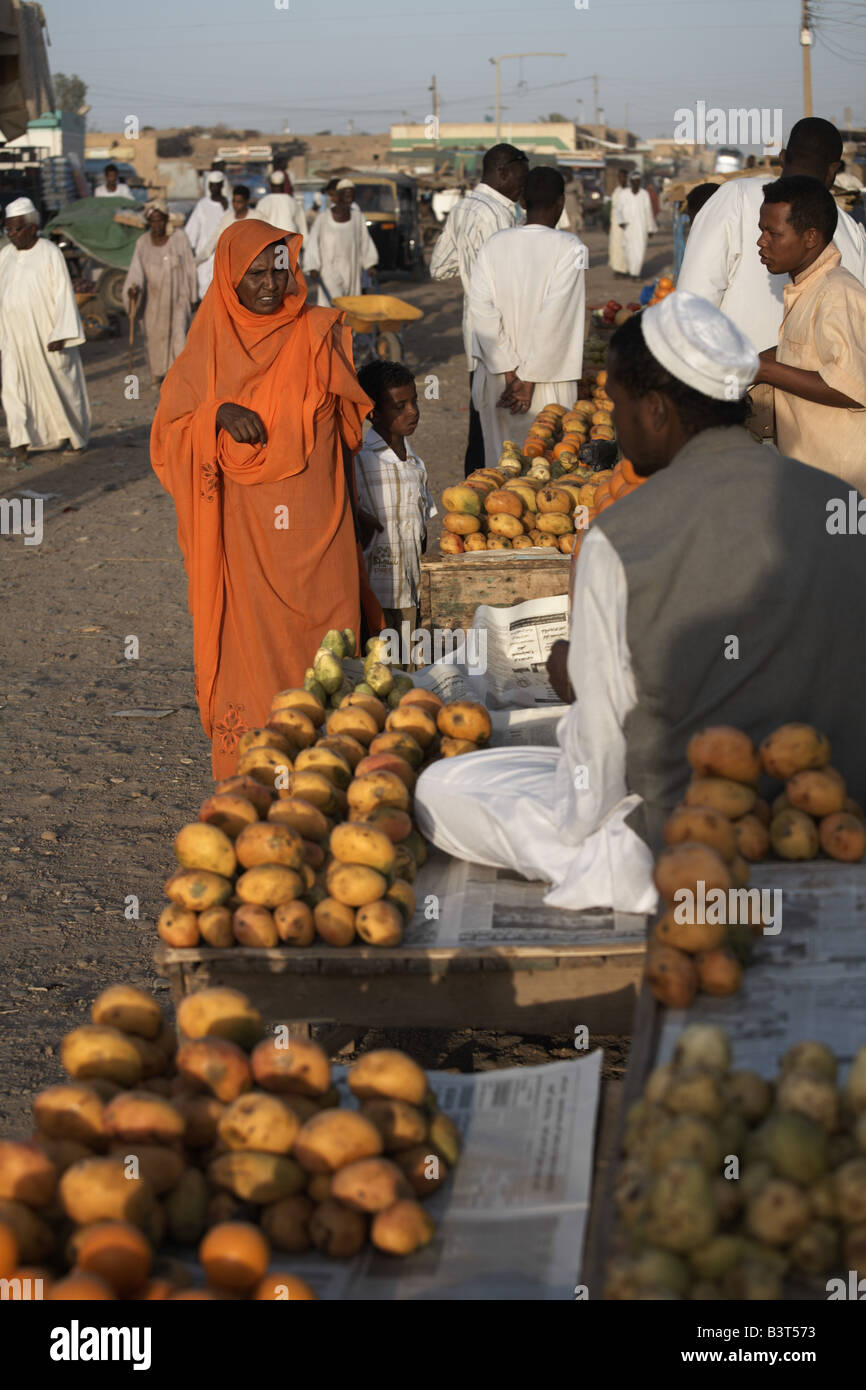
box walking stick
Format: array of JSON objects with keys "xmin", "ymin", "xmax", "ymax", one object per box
[{"xmin": 128, "ymin": 292, "xmax": 139, "ymax": 372}]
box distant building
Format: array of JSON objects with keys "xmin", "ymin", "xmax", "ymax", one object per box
[{"xmin": 390, "ymin": 122, "xmax": 578, "ymax": 158}]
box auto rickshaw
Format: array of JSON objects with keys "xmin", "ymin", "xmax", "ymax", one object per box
[
  {"xmin": 43, "ymin": 196, "xmax": 148, "ymax": 338},
  {"xmin": 349, "ymin": 171, "xmax": 423, "ymax": 274}
]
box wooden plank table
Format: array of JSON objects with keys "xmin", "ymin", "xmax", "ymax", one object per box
[
  {"xmin": 420, "ymin": 551, "xmax": 570, "ymax": 632},
  {"xmin": 582, "ymin": 861, "xmax": 866, "ymax": 1298},
  {"xmin": 154, "ymin": 853, "xmax": 647, "ymax": 1036}
]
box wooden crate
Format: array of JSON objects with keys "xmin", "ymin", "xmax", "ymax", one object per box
[
  {"xmin": 420, "ymin": 551, "xmax": 570, "ymax": 632},
  {"xmin": 154, "ymin": 937, "xmax": 644, "ymax": 1036},
  {"xmin": 154, "ymin": 855, "xmax": 647, "ymax": 1037}
]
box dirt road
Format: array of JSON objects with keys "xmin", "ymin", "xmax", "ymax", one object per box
[{"xmin": 0, "ymin": 222, "xmax": 672, "ymax": 1135}]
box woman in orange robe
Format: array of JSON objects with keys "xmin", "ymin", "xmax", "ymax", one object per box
[{"xmin": 151, "ymin": 219, "xmax": 383, "ymax": 778}]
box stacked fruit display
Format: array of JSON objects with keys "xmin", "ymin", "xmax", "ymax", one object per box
[
  {"xmin": 159, "ymin": 630, "xmax": 493, "ymax": 951},
  {"xmin": 646, "ymin": 724, "xmax": 866, "ymax": 1010},
  {"xmin": 646, "ymin": 274, "xmax": 675, "ymax": 307},
  {"xmin": 441, "ymin": 383, "xmax": 628, "ymax": 556},
  {"xmin": 605, "ymin": 1023, "xmax": 866, "ymax": 1299},
  {"xmin": 0, "ymin": 983, "xmax": 461, "ymax": 1299}
]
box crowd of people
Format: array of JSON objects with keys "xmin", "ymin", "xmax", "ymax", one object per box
[{"xmin": 2, "ymin": 124, "xmax": 865, "ymax": 914}]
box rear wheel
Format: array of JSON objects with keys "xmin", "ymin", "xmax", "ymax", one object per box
[
  {"xmin": 80, "ymin": 302, "xmax": 109, "ymax": 340},
  {"xmin": 98, "ymin": 268, "xmax": 127, "ymax": 312}
]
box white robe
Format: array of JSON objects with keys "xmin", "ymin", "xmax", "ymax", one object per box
[
  {"xmin": 253, "ymin": 192, "xmax": 308, "ymax": 238},
  {"xmin": 94, "ymin": 183, "xmax": 132, "ymax": 198},
  {"xmin": 621, "ymin": 188, "xmax": 656, "ymax": 277},
  {"xmin": 677, "ymin": 174, "xmax": 866, "ymax": 352},
  {"xmin": 468, "ymin": 224, "xmax": 586, "ymax": 467},
  {"xmin": 0, "ymin": 237, "xmax": 91, "ymax": 451},
  {"xmin": 608, "ymin": 186, "xmax": 630, "ymax": 273},
  {"xmin": 302, "ymin": 206, "xmax": 378, "ymax": 306},
  {"xmin": 413, "ymin": 526, "xmax": 657, "ymax": 914},
  {"xmin": 185, "ymin": 196, "xmax": 228, "ymax": 299}
]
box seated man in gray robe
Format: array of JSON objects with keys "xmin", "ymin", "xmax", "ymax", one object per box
[{"xmin": 414, "ymin": 292, "xmax": 866, "ymax": 913}]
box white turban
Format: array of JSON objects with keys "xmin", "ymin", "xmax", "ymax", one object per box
[
  {"xmin": 641, "ymin": 290, "xmax": 759, "ymax": 401},
  {"xmin": 6, "ymin": 196, "xmax": 37, "ymax": 219},
  {"xmin": 336, "ymin": 178, "xmax": 355, "ymax": 191},
  {"xmin": 270, "ymin": 170, "xmax": 286, "ymax": 185}
]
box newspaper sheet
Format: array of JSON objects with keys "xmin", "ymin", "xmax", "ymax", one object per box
[
  {"xmin": 409, "ymin": 594, "xmax": 570, "ymax": 709},
  {"xmin": 276, "ymin": 1054, "xmax": 602, "ymax": 1300},
  {"xmin": 402, "ymin": 851, "xmax": 647, "ymax": 948},
  {"xmin": 654, "ymin": 862, "xmax": 866, "ymax": 1077}
]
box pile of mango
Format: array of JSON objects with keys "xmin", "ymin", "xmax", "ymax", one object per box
[
  {"xmin": 159, "ymin": 629, "xmax": 493, "ymax": 951},
  {"xmin": 646, "ymin": 724, "xmax": 866, "ymax": 1011},
  {"xmin": 440, "ymin": 385, "xmax": 623, "ymax": 556},
  {"xmin": 606, "ymin": 1023, "xmax": 866, "ymax": 1299},
  {"xmin": 0, "ymin": 982, "xmax": 461, "ymax": 1298}
]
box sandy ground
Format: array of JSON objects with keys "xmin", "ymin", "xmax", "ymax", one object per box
[{"xmin": 0, "ymin": 221, "xmax": 672, "ymax": 1136}]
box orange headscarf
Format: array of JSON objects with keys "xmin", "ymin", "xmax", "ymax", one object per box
[{"xmin": 151, "ymin": 219, "xmax": 373, "ymax": 734}]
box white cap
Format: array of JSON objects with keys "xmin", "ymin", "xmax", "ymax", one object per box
[
  {"xmin": 6, "ymin": 196, "xmax": 37, "ymax": 218},
  {"xmin": 336, "ymin": 178, "xmax": 355, "ymax": 190},
  {"xmin": 640, "ymin": 290, "xmax": 759, "ymax": 401},
  {"xmin": 270, "ymin": 170, "xmax": 286, "ymax": 185}
]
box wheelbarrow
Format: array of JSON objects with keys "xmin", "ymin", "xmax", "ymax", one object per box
[{"xmin": 331, "ymin": 293, "xmax": 423, "ymax": 365}]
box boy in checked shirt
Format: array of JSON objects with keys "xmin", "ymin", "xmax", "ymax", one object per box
[{"xmin": 356, "ymin": 361, "xmax": 437, "ymax": 643}]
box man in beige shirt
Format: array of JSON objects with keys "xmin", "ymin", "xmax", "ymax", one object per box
[{"xmin": 754, "ymin": 175, "xmax": 866, "ymax": 492}]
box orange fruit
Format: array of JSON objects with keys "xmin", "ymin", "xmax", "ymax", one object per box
[
  {"xmin": 199, "ymin": 1221, "xmax": 270, "ymax": 1294},
  {"xmin": 657, "ymin": 276, "xmax": 674, "ymax": 292},
  {"xmin": 596, "ymin": 495, "xmax": 615, "ymax": 514},
  {"xmin": 594, "ymin": 481, "xmax": 612, "ymax": 506},
  {"xmin": 620, "ymin": 457, "xmax": 642, "ymax": 486},
  {"xmin": 609, "ymin": 470, "xmax": 628, "ymax": 500},
  {"xmin": 139, "ymin": 1279, "xmax": 176, "ymax": 1300},
  {"xmin": 170, "ymin": 1288, "xmax": 222, "ymax": 1300},
  {"xmin": 0, "ymin": 1222, "xmax": 18, "ymax": 1279},
  {"xmin": 48, "ymin": 1272, "xmax": 116, "ymax": 1300},
  {"xmin": 76, "ymin": 1221, "xmax": 153, "ymax": 1296},
  {"xmin": 524, "ymin": 439, "xmax": 546, "ymax": 458},
  {"xmin": 254, "ymin": 1273, "xmax": 318, "ymax": 1300}
]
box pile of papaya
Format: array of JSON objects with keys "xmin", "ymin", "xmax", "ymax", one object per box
[
  {"xmin": 440, "ymin": 387, "xmax": 647, "ymax": 558},
  {"xmin": 647, "ymin": 724, "xmax": 866, "ymax": 1010},
  {"xmin": 0, "ymin": 983, "xmax": 461, "ymax": 1298},
  {"xmin": 159, "ymin": 629, "xmax": 493, "ymax": 951}
]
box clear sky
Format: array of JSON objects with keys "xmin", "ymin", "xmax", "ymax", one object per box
[{"xmin": 42, "ymin": 0, "xmax": 866, "ymax": 139}]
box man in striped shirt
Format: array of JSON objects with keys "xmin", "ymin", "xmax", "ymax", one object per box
[{"xmin": 430, "ymin": 143, "xmax": 528, "ymax": 475}]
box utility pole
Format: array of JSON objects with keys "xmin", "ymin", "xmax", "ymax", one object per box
[
  {"xmin": 429, "ymin": 75, "xmax": 440, "ymax": 124},
  {"xmin": 593, "ymin": 73, "xmax": 599, "ymax": 127},
  {"xmin": 624, "ymin": 103, "xmax": 629, "ymax": 135},
  {"xmin": 800, "ymin": 1, "xmax": 813, "ymax": 118},
  {"xmin": 489, "ymin": 52, "xmax": 565, "ymax": 140}
]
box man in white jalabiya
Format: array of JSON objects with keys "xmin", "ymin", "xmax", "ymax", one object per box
[
  {"xmin": 429, "ymin": 143, "xmax": 529, "ymax": 474},
  {"xmin": 302, "ymin": 178, "xmax": 378, "ymax": 307},
  {"xmin": 254, "ymin": 170, "xmax": 307, "ymax": 236},
  {"xmin": 184, "ymin": 176, "xmax": 229, "ymax": 301},
  {"xmin": 621, "ymin": 173, "xmax": 656, "ymax": 279},
  {"xmin": 608, "ymin": 168, "xmax": 630, "ymax": 276},
  {"xmin": 0, "ymin": 197, "xmax": 91, "ymax": 465},
  {"xmin": 467, "ymin": 167, "xmax": 587, "ymax": 467}
]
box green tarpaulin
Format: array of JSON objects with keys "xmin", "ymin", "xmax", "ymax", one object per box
[{"xmin": 43, "ymin": 196, "xmax": 146, "ymax": 270}]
